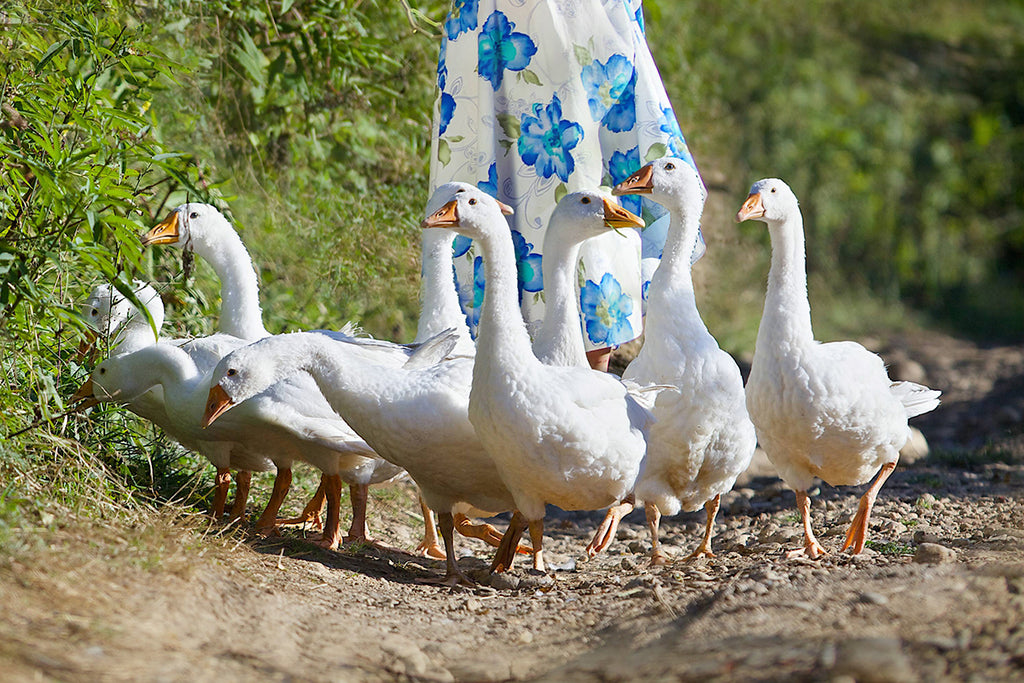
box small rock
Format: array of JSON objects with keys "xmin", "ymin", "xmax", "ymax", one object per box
[
  {"xmin": 832, "ymin": 636, "xmax": 917, "ymax": 683},
  {"xmin": 519, "ymin": 572, "xmax": 555, "ymax": 591},
  {"xmin": 859, "ymin": 591, "xmax": 889, "ymax": 605},
  {"xmin": 621, "ymin": 557, "xmax": 637, "ymax": 570},
  {"xmin": 627, "ymin": 540, "xmax": 644, "ymax": 553},
  {"xmin": 890, "ymin": 358, "xmax": 927, "ymax": 384},
  {"xmin": 463, "ymin": 597, "xmax": 482, "ymax": 612},
  {"xmin": 517, "ymin": 631, "xmax": 534, "ymax": 644},
  {"xmin": 487, "ymin": 572, "xmax": 520, "ymax": 591},
  {"xmin": 914, "ymin": 543, "xmax": 957, "ymax": 564}
]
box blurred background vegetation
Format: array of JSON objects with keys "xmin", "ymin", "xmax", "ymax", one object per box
[{"xmin": 1, "ymin": 0, "xmax": 1022, "ymax": 545}]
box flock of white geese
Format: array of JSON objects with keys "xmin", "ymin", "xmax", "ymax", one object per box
[{"xmin": 73, "ymin": 159, "xmax": 940, "ymax": 585}]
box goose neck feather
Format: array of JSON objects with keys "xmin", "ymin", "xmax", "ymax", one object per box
[
  {"xmin": 186, "ymin": 209, "xmax": 268, "ymax": 341},
  {"xmin": 760, "ymin": 213, "xmax": 813, "ymax": 348}
]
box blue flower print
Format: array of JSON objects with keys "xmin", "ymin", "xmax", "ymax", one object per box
[
  {"xmin": 457, "ymin": 255, "xmax": 485, "ymax": 336},
  {"xmin": 511, "ymin": 230, "xmax": 543, "ymax": 301},
  {"xmin": 478, "ymin": 11, "xmax": 537, "ymax": 91},
  {"xmin": 438, "ymin": 92, "xmax": 456, "ymax": 136},
  {"xmin": 478, "ymin": 163, "xmax": 499, "ymax": 199},
  {"xmin": 580, "ymin": 55, "xmax": 637, "ymax": 132},
  {"xmin": 518, "ymin": 94, "xmax": 583, "ymax": 182},
  {"xmin": 444, "ymin": 0, "xmax": 479, "ymax": 41},
  {"xmin": 580, "ymin": 273, "xmax": 634, "ymax": 346},
  {"xmin": 658, "ymin": 106, "xmax": 696, "ymax": 167},
  {"xmin": 608, "ymin": 147, "xmax": 642, "ymax": 216},
  {"xmin": 452, "ymin": 234, "xmax": 473, "ymax": 258},
  {"xmin": 437, "ymin": 36, "xmax": 448, "ymax": 90}
]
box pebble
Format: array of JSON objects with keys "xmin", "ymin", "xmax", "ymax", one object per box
[
  {"xmin": 831, "ymin": 636, "xmax": 917, "ymax": 683},
  {"xmin": 914, "ymin": 543, "xmax": 957, "ymax": 564},
  {"xmin": 912, "ymin": 529, "xmax": 943, "ymax": 545},
  {"xmin": 487, "ymin": 572, "xmax": 520, "ymax": 591},
  {"xmin": 858, "ymin": 591, "xmax": 889, "ymax": 605}
]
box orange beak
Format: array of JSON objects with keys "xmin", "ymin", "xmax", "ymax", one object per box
[
  {"xmin": 421, "ymin": 199, "xmax": 459, "ymax": 229},
  {"xmin": 75, "ymin": 330, "xmax": 99, "ymax": 364},
  {"xmin": 612, "ymin": 164, "xmax": 654, "ymax": 196},
  {"xmin": 201, "ymin": 384, "xmax": 234, "ymax": 428},
  {"xmin": 602, "ymin": 198, "xmax": 645, "ymax": 229},
  {"xmin": 141, "ymin": 211, "xmax": 180, "ymax": 246},
  {"xmin": 71, "ymin": 378, "xmax": 100, "ymax": 409},
  {"xmin": 736, "ymin": 193, "xmax": 765, "ymax": 222}
]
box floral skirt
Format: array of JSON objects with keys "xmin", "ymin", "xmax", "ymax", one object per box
[{"xmin": 429, "ymin": 0, "xmax": 700, "ymax": 350}]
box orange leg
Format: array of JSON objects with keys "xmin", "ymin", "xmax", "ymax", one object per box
[
  {"xmin": 435, "ymin": 511, "xmax": 473, "ymax": 586},
  {"xmin": 228, "ymin": 470, "xmax": 252, "ymax": 522},
  {"xmin": 316, "ymin": 474, "xmax": 343, "ymax": 550},
  {"xmin": 787, "ymin": 489, "xmax": 828, "ymax": 559},
  {"xmin": 344, "ymin": 483, "xmax": 370, "ymax": 544},
  {"xmin": 646, "ymin": 501, "xmax": 668, "ymax": 566},
  {"xmin": 489, "ymin": 511, "xmax": 527, "ymax": 574},
  {"xmin": 585, "ymin": 493, "xmax": 635, "ymax": 558},
  {"xmin": 687, "ymin": 494, "xmax": 721, "ymax": 560},
  {"xmin": 211, "ymin": 467, "xmax": 231, "ymax": 519},
  {"xmin": 414, "ymin": 496, "xmax": 445, "ymax": 559},
  {"xmin": 454, "ymin": 513, "xmax": 531, "ymax": 555},
  {"xmin": 842, "ymin": 460, "xmax": 897, "ymax": 554},
  {"xmin": 277, "ymin": 475, "xmax": 326, "ymax": 531},
  {"xmin": 528, "ymin": 519, "xmax": 546, "ymax": 573},
  {"xmin": 254, "ymin": 468, "xmax": 292, "ymax": 535}
]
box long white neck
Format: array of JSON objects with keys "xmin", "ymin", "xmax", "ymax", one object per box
[
  {"xmin": 759, "ymin": 214, "xmax": 814, "ymax": 348},
  {"xmin": 474, "ymin": 226, "xmax": 538, "ymax": 374},
  {"xmin": 192, "ymin": 221, "xmax": 269, "ymax": 341},
  {"xmin": 414, "ymin": 228, "xmax": 474, "ymax": 355},
  {"xmin": 113, "ymin": 345, "xmax": 202, "ymax": 404},
  {"xmin": 533, "ymin": 230, "xmax": 586, "ymax": 367},
  {"xmin": 113, "ymin": 317, "xmax": 161, "ymax": 356},
  {"xmin": 647, "ymin": 197, "xmax": 702, "ymax": 312},
  {"xmin": 113, "ymin": 299, "xmax": 164, "ymax": 356}
]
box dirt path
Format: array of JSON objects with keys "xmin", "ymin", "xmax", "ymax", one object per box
[{"xmin": 2, "ymin": 333, "xmax": 1023, "ymax": 682}]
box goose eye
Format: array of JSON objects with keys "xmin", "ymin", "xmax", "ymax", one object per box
[
  {"xmin": 468, "ymin": 198, "xmax": 477, "ymax": 205},
  {"xmin": 189, "ymin": 211, "xmax": 199, "ymax": 219},
  {"xmin": 90, "ymin": 309, "xmax": 98, "ymax": 317},
  {"xmin": 665, "ymin": 162, "xmax": 676, "ymax": 170},
  {"xmin": 581, "ymin": 196, "xmax": 591, "ymax": 204},
  {"xmin": 99, "ymin": 367, "xmax": 106, "ymax": 374},
  {"xmin": 226, "ymin": 368, "xmax": 238, "ymax": 377},
  {"xmin": 771, "ymin": 187, "xmax": 776, "ymax": 193}
]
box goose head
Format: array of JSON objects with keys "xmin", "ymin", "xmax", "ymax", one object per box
[
  {"xmin": 72, "ymin": 351, "xmax": 146, "ymax": 407},
  {"xmin": 141, "ymin": 203, "xmax": 232, "ymax": 252},
  {"xmin": 420, "ymin": 186, "xmax": 514, "ymax": 240},
  {"xmin": 549, "ymin": 190, "xmax": 645, "ymax": 245},
  {"xmin": 202, "ymin": 334, "xmax": 302, "ymax": 427},
  {"xmin": 79, "ymin": 281, "xmax": 163, "ymax": 358},
  {"xmin": 613, "ymin": 157, "xmax": 707, "ymax": 210},
  {"xmin": 735, "ymin": 178, "xmax": 799, "ymax": 224}
]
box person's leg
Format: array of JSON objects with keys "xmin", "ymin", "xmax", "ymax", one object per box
[{"xmin": 586, "ymin": 347, "xmax": 612, "ymax": 372}]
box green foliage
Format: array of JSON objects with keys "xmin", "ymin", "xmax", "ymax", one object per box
[
  {"xmin": 0, "ymin": 0, "xmax": 219, "ymax": 537},
  {"xmin": 648, "ymin": 0, "xmax": 1024, "ymax": 340}
]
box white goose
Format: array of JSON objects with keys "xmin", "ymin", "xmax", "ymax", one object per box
[
  {"xmin": 75, "ymin": 342, "xmax": 377, "ymax": 546},
  {"xmin": 737, "ymin": 178, "xmax": 940, "ymax": 557},
  {"xmin": 76, "ymin": 282, "xmax": 271, "ymax": 520},
  {"xmin": 532, "ymin": 190, "xmax": 645, "ymax": 367},
  {"xmin": 202, "ymin": 329, "xmax": 527, "ymax": 586},
  {"xmin": 142, "ymin": 204, "xmax": 406, "ymax": 545},
  {"xmin": 422, "ymin": 187, "xmax": 651, "ymax": 572},
  {"xmin": 411, "ymin": 183, "xmax": 516, "ymax": 559},
  {"xmin": 81, "ymin": 280, "xmax": 162, "ymax": 356},
  {"xmin": 608, "ymin": 158, "xmax": 756, "ymax": 564}
]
